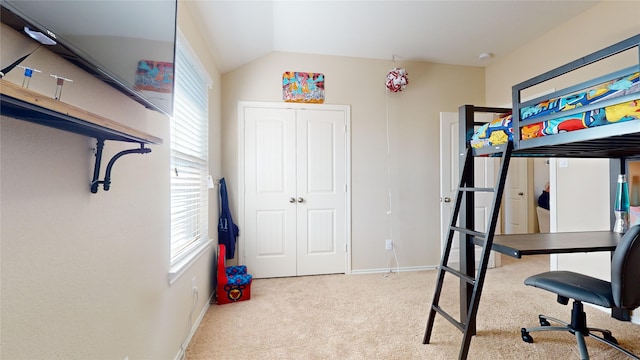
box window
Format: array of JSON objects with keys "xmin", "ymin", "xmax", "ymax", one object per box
[{"xmin": 170, "ymin": 31, "xmax": 211, "ymax": 276}]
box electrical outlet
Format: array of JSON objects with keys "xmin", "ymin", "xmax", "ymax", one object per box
[{"xmin": 385, "ymin": 239, "xmax": 393, "ymax": 250}]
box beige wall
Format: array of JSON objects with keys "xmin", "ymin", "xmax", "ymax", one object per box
[
  {"xmin": 485, "ymin": 0, "xmax": 640, "ymax": 279},
  {"xmin": 2, "ymin": 1, "xmax": 638, "ymax": 357},
  {"xmin": 221, "ymin": 52, "xmax": 485, "ymax": 271},
  {"xmin": 0, "ymin": 1, "xmax": 221, "ymax": 359},
  {"xmin": 486, "ymin": 1, "xmax": 640, "ymax": 107}
]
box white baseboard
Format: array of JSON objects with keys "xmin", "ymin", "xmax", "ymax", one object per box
[{"xmin": 173, "ymin": 292, "xmax": 214, "ymax": 360}]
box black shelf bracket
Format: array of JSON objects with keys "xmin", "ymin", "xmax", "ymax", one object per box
[{"xmin": 90, "ymin": 139, "xmax": 152, "ymax": 193}]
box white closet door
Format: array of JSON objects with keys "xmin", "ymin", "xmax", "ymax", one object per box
[
  {"xmin": 295, "ymin": 108, "xmax": 347, "ymax": 276},
  {"xmin": 243, "ymin": 107, "xmax": 297, "ymax": 278},
  {"xmin": 242, "ymin": 103, "xmax": 349, "ymax": 278}
]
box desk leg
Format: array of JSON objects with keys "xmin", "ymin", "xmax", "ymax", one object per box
[
  {"xmin": 459, "ymin": 179, "xmax": 477, "ymax": 337},
  {"xmin": 461, "ymin": 234, "xmax": 476, "ymax": 336}
]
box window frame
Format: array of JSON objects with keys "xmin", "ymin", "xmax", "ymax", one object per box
[{"xmin": 168, "ymin": 29, "xmax": 213, "ymax": 284}]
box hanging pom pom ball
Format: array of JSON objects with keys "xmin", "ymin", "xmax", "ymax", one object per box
[{"xmin": 385, "ymin": 67, "xmax": 409, "ymax": 92}]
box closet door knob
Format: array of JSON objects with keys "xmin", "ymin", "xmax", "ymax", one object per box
[
  {"xmin": 297, "ymin": 197, "xmax": 304, "ymax": 203},
  {"xmin": 289, "ymin": 197, "xmax": 296, "ymax": 203},
  {"xmin": 443, "ymin": 197, "xmax": 451, "ymax": 203}
]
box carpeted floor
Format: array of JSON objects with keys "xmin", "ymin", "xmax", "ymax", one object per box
[{"xmin": 186, "ymin": 255, "xmax": 639, "ymax": 359}]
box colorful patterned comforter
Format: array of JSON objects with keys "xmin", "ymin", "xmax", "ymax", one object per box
[{"xmin": 471, "ymin": 72, "xmax": 640, "ymax": 149}]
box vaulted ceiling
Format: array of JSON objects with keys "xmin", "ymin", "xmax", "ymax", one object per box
[{"xmin": 188, "ymin": 0, "xmax": 601, "ymax": 74}]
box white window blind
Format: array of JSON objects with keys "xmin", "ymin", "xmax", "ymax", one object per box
[{"xmin": 170, "ymin": 34, "xmax": 209, "ymax": 264}]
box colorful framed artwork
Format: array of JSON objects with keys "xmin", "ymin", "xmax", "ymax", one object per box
[
  {"xmin": 135, "ymin": 60, "xmax": 174, "ymax": 93},
  {"xmin": 282, "ymin": 71, "xmax": 324, "ymax": 103}
]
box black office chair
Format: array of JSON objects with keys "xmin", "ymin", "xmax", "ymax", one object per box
[{"xmin": 521, "ymin": 224, "xmax": 640, "ymax": 359}]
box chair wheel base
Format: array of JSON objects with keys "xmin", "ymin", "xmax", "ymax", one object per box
[
  {"xmin": 603, "ymin": 333, "xmax": 618, "ymax": 345},
  {"xmin": 521, "ymin": 328, "xmax": 534, "ymax": 343}
]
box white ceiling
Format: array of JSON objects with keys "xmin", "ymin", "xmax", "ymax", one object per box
[{"xmin": 189, "ymin": 0, "xmax": 601, "ymax": 74}]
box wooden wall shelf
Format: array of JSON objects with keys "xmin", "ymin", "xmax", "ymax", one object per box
[
  {"xmin": 0, "ymin": 79, "xmax": 162, "ymax": 144},
  {"xmin": 0, "ymin": 79, "xmax": 164, "ymax": 193}
]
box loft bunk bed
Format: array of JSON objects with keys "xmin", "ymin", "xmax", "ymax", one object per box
[
  {"xmin": 470, "ymin": 35, "xmax": 640, "ymax": 159},
  {"xmin": 424, "ymin": 34, "xmax": 640, "ymax": 360}
]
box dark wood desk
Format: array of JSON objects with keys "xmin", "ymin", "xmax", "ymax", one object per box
[
  {"xmin": 477, "ymin": 230, "xmax": 629, "ymax": 321},
  {"xmin": 483, "ymin": 231, "xmax": 623, "ymax": 258}
]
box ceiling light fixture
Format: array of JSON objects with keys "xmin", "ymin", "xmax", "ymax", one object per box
[{"xmin": 478, "ymin": 52, "xmax": 493, "ymax": 61}]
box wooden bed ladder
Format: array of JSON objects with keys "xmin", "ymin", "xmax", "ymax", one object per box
[{"xmin": 423, "ymin": 141, "xmax": 513, "ymax": 360}]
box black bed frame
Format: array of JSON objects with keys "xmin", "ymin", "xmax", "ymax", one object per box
[
  {"xmin": 473, "ymin": 34, "xmax": 640, "ymax": 159},
  {"xmin": 425, "ymin": 33, "xmax": 640, "ymax": 360}
]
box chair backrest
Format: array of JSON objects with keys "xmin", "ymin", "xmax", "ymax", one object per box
[{"xmin": 611, "ymin": 224, "xmax": 640, "ymax": 309}]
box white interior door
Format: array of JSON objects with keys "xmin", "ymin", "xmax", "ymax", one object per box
[
  {"xmin": 295, "ymin": 108, "xmax": 348, "ymax": 276},
  {"xmin": 440, "ymin": 112, "xmax": 498, "ymax": 268},
  {"xmin": 504, "ymin": 158, "xmax": 529, "ymax": 234},
  {"xmin": 241, "ymin": 103, "xmax": 349, "ymax": 278},
  {"xmin": 243, "ymin": 107, "xmax": 298, "ymax": 278},
  {"xmin": 498, "ymin": 91, "xmax": 553, "ymax": 235}
]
